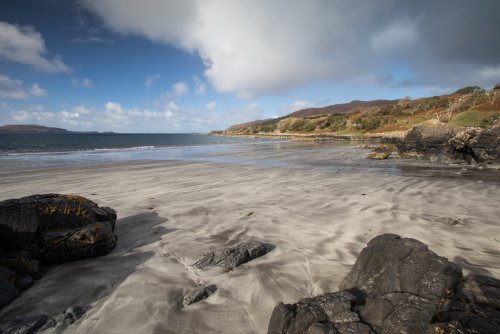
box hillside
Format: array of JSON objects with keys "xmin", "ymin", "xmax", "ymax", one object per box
[
  {"xmin": 223, "ymin": 86, "xmax": 500, "ymax": 136},
  {"xmin": 0, "ymin": 125, "xmax": 70, "ymax": 134}
]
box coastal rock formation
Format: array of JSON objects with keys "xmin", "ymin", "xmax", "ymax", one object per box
[
  {"xmin": 268, "ymin": 234, "xmax": 500, "ymax": 334},
  {"xmin": 396, "ymin": 125, "xmax": 500, "ymax": 165},
  {"xmin": 193, "ymin": 241, "xmax": 275, "ymax": 270},
  {"xmin": 0, "ymin": 305, "xmax": 87, "ymax": 333},
  {"xmin": 0, "ymin": 194, "xmax": 117, "ymax": 310},
  {"xmin": 183, "ymin": 285, "xmax": 217, "ymax": 306}
]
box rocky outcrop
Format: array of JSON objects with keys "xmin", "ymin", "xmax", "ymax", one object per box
[
  {"xmin": 268, "ymin": 234, "xmax": 500, "ymax": 334},
  {"xmin": 183, "ymin": 285, "xmax": 217, "ymax": 306},
  {"xmin": 193, "ymin": 241, "xmax": 275, "ymax": 271},
  {"xmin": 396, "ymin": 125, "xmax": 500, "ymax": 165},
  {"xmin": 0, "ymin": 305, "xmax": 88, "ymax": 333},
  {"xmin": 0, "ymin": 194, "xmax": 117, "ymax": 310}
]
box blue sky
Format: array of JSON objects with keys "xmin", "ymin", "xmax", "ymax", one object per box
[{"xmin": 1, "ymin": 0, "xmax": 499, "ymax": 133}]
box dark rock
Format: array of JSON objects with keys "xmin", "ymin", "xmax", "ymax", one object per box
[
  {"xmin": 63, "ymin": 305, "xmax": 87, "ymax": 325},
  {"xmin": 339, "ymin": 234, "xmax": 462, "ymax": 333},
  {"xmin": 0, "ymin": 194, "xmax": 117, "ymax": 310},
  {"xmin": 435, "ymin": 217, "xmax": 461, "ymax": 226},
  {"xmin": 16, "ymin": 274, "xmax": 34, "ymax": 291},
  {"xmin": 432, "ymin": 275, "xmax": 500, "ymax": 333},
  {"xmin": 193, "ymin": 241, "xmax": 275, "ymax": 270},
  {"xmin": 42, "ymin": 222, "xmax": 117, "ymax": 264},
  {"xmin": 0, "ymin": 314, "xmax": 48, "ymax": 334},
  {"xmin": 0, "ymin": 194, "xmax": 116, "ymax": 251},
  {"xmin": 397, "ymin": 125, "xmax": 500, "ymax": 165},
  {"xmin": 0, "ymin": 251, "xmax": 40, "ymax": 278},
  {"xmin": 268, "ymin": 234, "xmax": 500, "ymax": 334},
  {"xmin": 267, "ymin": 291, "xmax": 375, "ymax": 334},
  {"xmin": 183, "ymin": 285, "xmax": 217, "ymax": 306},
  {"xmin": 0, "ymin": 266, "xmax": 19, "ymax": 309}
]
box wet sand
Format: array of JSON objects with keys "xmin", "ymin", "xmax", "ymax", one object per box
[{"xmin": 0, "ymin": 144, "xmax": 499, "ymax": 333}]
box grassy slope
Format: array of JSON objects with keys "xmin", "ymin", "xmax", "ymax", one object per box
[{"xmin": 224, "ymin": 87, "xmax": 500, "ymax": 137}]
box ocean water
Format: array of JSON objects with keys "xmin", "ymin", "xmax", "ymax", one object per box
[
  {"xmin": 0, "ymin": 133, "xmax": 277, "ymax": 168},
  {"xmin": 1, "ymin": 133, "xmax": 498, "ymax": 183}
]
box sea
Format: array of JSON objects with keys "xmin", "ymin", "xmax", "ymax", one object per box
[
  {"xmin": 0, "ymin": 132, "xmax": 498, "ymax": 183},
  {"xmin": 0, "ymin": 133, "xmax": 281, "ymax": 169}
]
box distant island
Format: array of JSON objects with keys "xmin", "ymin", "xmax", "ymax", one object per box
[{"xmin": 0, "ymin": 124, "xmax": 114, "ymax": 134}]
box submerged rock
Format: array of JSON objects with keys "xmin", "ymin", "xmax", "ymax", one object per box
[
  {"xmin": 193, "ymin": 241, "xmax": 275, "ymax": 270},
  {"xmin": 268, "ymin": 234, "xmax": 500, "ymax": 334},
  {"xmin": 183, "ymin": 285, "xmax": 217, "ymax": 306},
  {"xmin": 0, "ymin": 194, "xmax": 117, "ymax": 310}
]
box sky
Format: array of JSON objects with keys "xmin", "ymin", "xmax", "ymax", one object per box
[{"xmin": 0, "ymin": 0, "xmax": 499, "ymax": 133}]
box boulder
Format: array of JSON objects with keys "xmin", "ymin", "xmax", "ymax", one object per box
[
  {"xmin": 0, "ymin": 194, "xmax": 117, "ymax": 310},
  {"xmin": 0, "ymin": 194, "xmax": 116, "ymax": 252},
  {"xmin": 42, "ymin": 221, "xmax": 117, "ymax": 264},
  {"xmin": 267, "ymin": 290, "xmax": 375, "ymax": 334},
  {"xmin": 268, "ymin": 234, "xmax": 500, "ymax": 334},
  {"xmin": 183, "ymin": 285, "xmax": 217, "ymax": 306},
  {"xmin": 193, "ymin": 241, "xmax": 275, "ymax": 270}
]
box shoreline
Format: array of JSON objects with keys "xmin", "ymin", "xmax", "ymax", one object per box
[{"xmin": 212, "ymin": 130, "xmax": 406, "ymax": 142}]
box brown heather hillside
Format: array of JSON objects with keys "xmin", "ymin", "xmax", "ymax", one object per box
[{"xmin": 223, "ymin": 86, "xmax": 500, "ymax": 136}]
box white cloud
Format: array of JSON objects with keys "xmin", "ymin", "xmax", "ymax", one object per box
[
  {"xmin": 60, "ymin": 110, "xmax": 80, "ymax": 120},
  {"xmin": 205, "ymin": 101, "xmax": 216, "ymax": 110},
  {"xmin": 0, "ymin": 74, "xmax": 47, "ymax": 99},
  {"xmin": 72, "ymin": 105, "xmax": 92, "ymax": 114},
  {"xmin": 84, "ymin": 0, "xmax": 500, "ymax": 96},
  {"xmin": 172, "ymin": 81, "xmax": 188, "ymax": 96},
  {"xmin": 72, "ymin": 77, "xmax": 94, "ymax": 88},
  {"xmin": 145, "ymin": 73, "xmax": 161, "ymax": 87},
  {"xmin": 10, "ymin": 108, "xmax": 54, "ymax": 122},
  {"xmin": 0, "ymin": 21, "xmax": 71, "ymax": 73},
  {"xmin": 29, "ymin": 83, "xmax": 47, "ymax": 97}
]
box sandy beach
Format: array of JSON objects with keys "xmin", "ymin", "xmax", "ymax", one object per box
[{"xmin": 0, "ymin": 144, "xmax": 499, "ymax": 333}]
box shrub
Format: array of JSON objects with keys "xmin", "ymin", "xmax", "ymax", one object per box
[
  {"xmin": 326, "ymin": 114, "xmax": 348, "ymax": 131},
  {"xmin": 454, "ymin": 86, "xmax": 484, "ymax": 95}
]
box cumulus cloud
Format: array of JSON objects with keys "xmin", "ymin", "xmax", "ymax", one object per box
[
  {"xmin": 0, "ymin": 74, "xmax": 47, "ymax": 99},
  {"xmin": 84, "ymin": 0, "xmax": 500, "ymax": 97},
  {"xmin": 0, "ymin": 21, "xmax": 71, "ymax": 73},
  {"xmin": 10, "ymin": 105, "xmax": 54, "ymax": 122},
  {"xmin": 2, "ymin": 98, "xmax": 264, "ymax": 132},
  {"xmin": 71, "ymin": 77, "xmax": 94, "ymax": 88}
]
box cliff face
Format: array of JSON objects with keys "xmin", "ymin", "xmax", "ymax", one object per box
[
  {"xmin": 224, "ymin": 86, "xmax": 500, "ymax": 136},
  {"xmin": 0, "ymin": 125, "xmax": 70, "ymax": 134}
]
